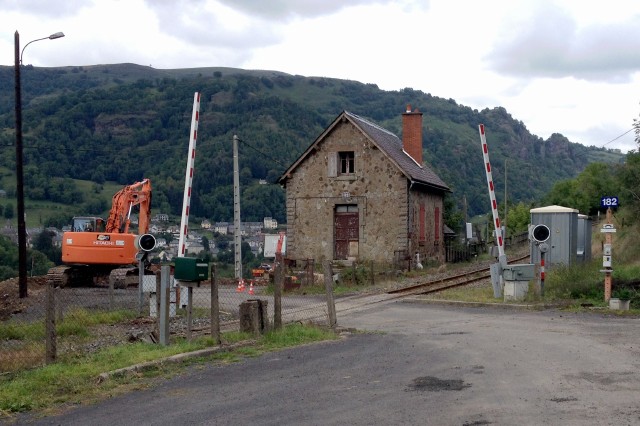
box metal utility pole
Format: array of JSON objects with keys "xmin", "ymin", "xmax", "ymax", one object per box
[
  {"xmin": 14, "ymin": 31, "xmax": 27, "ymax": 298},
  {"xmin": 233, "ymin": 135, "xmax": 243, "ymax": 282},
  {"xmin": 14, "ymin": 30, "xmax": 65, "ymax": 298}
]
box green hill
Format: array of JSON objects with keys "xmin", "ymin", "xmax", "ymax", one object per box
[{"xmin": 0, "ymin": 63, "xmax": 624, "ymax": 227}]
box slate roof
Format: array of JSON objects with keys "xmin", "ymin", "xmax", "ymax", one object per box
[
  {"xmin": 280, "ymin": 110, "xmax": 450, "ymax": 193},
  {"xmin": 345, "ymin": 111, "xmax": 450, "ymax": 192}
]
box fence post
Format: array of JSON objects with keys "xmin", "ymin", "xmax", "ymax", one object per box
[
  {"xmin": 138, "ymin": 258, "xmax": 144, "ymax": 315},
  {"xmin": 186, "ymin": 286, "xmax": 193, "ymax": 341},
  {"xmin": 159, "ymin": 265, "xmax": 170, "ymax": 346},
  {"xmin": 273, "ymin": 255, "xmax": 283, "ymax": 330},
  {"xmin": 210, "ymin": 264, "xmax": 221, "ymax": 345},
  {"xmin": 323, "ymin": 260, "xmax": 337, "ymax": 329},
  {"xmin": 109, "ymin": 271, "xmax": 114, "ymax": 311},
  {"xmin": 45, "ymin": 281, "xmax": 56, "ymax": 364},
  {"xmin": 155, "ymin": 271, "xmax": 161, "ymax": 334},
  {"xmin": 370, "ymin": 260, "xmax": 375, "ymax": 286},
  {"xmin": 55, "ymin": 286, "xmax": 63, "ymax": 322}
]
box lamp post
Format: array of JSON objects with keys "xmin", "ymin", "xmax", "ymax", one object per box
[{"xmin": 14, "ymin": 30, "xmax": 65, "ymax": 298}]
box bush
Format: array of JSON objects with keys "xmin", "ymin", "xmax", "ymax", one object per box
[
  {"xmin": 339, "ymin": 264, "xmax": 370, "ymax": 286},
  {"xmin": 544, "ymin": 262, "xmax": 602, "ymax": 302}
]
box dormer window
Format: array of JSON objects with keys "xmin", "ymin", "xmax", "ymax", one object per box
[{"xmin": 339, "ymin": 151, "xmax": 355, "ymax": 175}]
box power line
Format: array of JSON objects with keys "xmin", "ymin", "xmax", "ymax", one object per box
[
  {"xmin": 600, "ymin": 127, "xmax": 635, "ymax": 148},
  {"xmin": 237, "ymin": 137, "xmax": 291, "ymax": 171}
]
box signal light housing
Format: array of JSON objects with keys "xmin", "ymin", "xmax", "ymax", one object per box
[
  {"xmin": 135, "ymin": 234, "xmax": 157, "ymax": 252},
  {"xmin": 530, "ymin": 224, "xmax": 550, "ymax": 243}
]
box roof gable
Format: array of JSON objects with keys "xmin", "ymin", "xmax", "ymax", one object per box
[{"xmin": 279, "ymin": 110, "xmax": 450, "ymax": 192}]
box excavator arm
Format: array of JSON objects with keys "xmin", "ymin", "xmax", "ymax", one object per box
[{"xmin": 105, "ymin": 179, "xmax": 152, "ymax": 234}]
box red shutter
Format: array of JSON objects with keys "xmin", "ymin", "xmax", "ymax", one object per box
[{"xmin": 434, "ymin": 207, "xmax": 440, "ymax": 241}]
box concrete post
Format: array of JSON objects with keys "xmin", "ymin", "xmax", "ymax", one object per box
[
  {"xmin": 186, "ymin": 286, "xmax": 193, "ymax": 341},
  {"xmin": 138, "ymin": 258, "xmax": 144, "ymax": 315},
  {"xmin": 45, "ymin": 281, "xmax": 56, "ymax": 364},
  {"xmin": 109, "ymin": 272, "xmax": 114, "ymax": 311},
  {"xmin": 240, "ymin": 300, "xmax": 268, "ymax": 335},
  {"xmin": 210, "ymin": 264, "xmax": 221, "ymax": 345},
  {"xmin": 273, "ymin": 254, "xmax": 283, "ymax": 330},
  {"xmin": 159, "ymin": 265, "xmax": 170, "ymax": 345},
  {"xmin": 323, "ymin": 260, "xmax": 337, "ymax": 328}
]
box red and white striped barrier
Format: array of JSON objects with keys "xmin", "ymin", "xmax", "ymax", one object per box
[
  {"xmin": 178, "ymin": 92, "xmax": 201, "ymax": 257},
  {"xmin": 478, "ymin": 124, "xmax": 505, "ymax": 259}
]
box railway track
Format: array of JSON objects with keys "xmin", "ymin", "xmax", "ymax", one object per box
[{"xmin": 387, "ymin": 253, "xmax": 530, "ymax": 297}]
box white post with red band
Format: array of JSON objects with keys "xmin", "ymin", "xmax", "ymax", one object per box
[
  {"xmin": 478, "ymin": 124, "xmax": 506, "ymax": 263},
  {"xmin": 177, "ymin": 92, "xmax": 201, "ymax": 308},
  {"xmin": 178, "ymin": 92, "xmax": 201, "ymax": 258}
]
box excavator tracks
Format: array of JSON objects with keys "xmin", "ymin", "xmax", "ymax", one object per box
[
  {"xmin": 46, "ymin": 266, "xmax": 71, "ymax": 288},
  {"xmin": 109, "ymin": 268, "xmax": 137, "ymax": 289},
  {"xmin": 46, "ymin": 265, "xmax": 142, "ymax": 289}
]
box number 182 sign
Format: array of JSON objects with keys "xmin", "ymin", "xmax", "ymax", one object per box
[{"xmin": 601, "ymin": 196, "xmax": 619, "ymax": 208}]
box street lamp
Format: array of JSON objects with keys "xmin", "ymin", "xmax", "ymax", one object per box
[{"xmin": 14, "ymin": 30, "xmax": 65, "ymax": 298}]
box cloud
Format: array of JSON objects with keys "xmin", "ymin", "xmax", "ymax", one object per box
[
  {"xmin": 486, "ymin": 8, "xmax": 640, "ymax": 83},
  {"xmin": 216, "ymin": 0, "xmax": 396, "ymax": 20},
  {"xmin": 144, "ymin": 0, "xmax": 281, "ymax": 49},
  {"xmin": 2, "ymin": 0, "xmax": 93, "ymax": 18}
]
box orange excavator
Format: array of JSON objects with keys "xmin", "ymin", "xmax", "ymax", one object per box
[{"xmin": 47, "ymin": 179, "xmax": 157, "ymax": 288}]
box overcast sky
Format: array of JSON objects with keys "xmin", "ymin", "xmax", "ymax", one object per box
[{"xmin": 2, "ymin": 0, "xmax": 639, "ymax": 153}]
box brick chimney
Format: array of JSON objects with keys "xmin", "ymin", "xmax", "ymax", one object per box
[{"xmin": 402, "ymin": 104, "xmax": 423, "ymax": 165}]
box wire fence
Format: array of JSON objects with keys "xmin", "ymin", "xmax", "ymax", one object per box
[
  {"xmin": 0, "ymin": 262, "xmax": 338, "ymax": 374},
  {"xmin": 1, "ymin": 240, "xmax": 527, "ymax": 373}
]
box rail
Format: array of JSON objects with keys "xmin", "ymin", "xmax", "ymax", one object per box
[{"xmin": 387, "ymin": 253, "xmax": 530, "ymax": 296}]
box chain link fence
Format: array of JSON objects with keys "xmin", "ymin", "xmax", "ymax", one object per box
[{"xmin": 0, "ymin": 261, "xmax": 338, "ymax": 374}]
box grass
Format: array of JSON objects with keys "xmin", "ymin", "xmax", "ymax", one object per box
[
  {"xmin": 0, "ymin": 323, "xmax": 336, "ymax": 417},
  {"xmin": 428, "ymin": 257, "xmax": 640, "ymax": 313},
  {"xmin": 427, "ymin": 286, "xmax": 497, "ymax": 303},
  {"xmin": 0, "ymin": 309, "xmax": 136, "ymax": 342}
]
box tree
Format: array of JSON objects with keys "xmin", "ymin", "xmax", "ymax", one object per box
[
  {"xmin": 29, "ymin": 250, "xmax": 54, "ymax": 276},
  {"xmin": 0, "ymin": 235, "xmax": 18, "ymax": 280},
  {"xmin": 33, "ymin": 229, "xmax": 62, "ymax": 264},
  {"xmin": 201, "ymin": 235, "xmax": 210, "ymax": 252},
  {"xmin": 4, "ymin": 203, "xmax": 13, "ymax": 219},
  {"xmin": 443, "ymin": 193, "xmax": 463, "ymax": 233},
  {"xmin": 544, "ymin": 180, "xmax": 581, "ymax": 212},
  {"xmin": 634, "ymin": 110, "xmax": 640, "ymax": 147},
  {"xmin": 506, "ymin": 202, "xmax": 534, "ymax": 235},
  {"xmin": 159, "ymin": 232, "xmax": 174, "ymax": 245},
  {"xmin": 575, "ymin": 163, "xmax": 617, "ymax": 215},
  {"xmin": 197, "ymin": 250, "xmax": 212, "ymax": 263},
  {"xmin": 45, "ymin": 213, "xmax": 71, "ymax": 229},
  {"xmin": 216, "ymin": 249, "xmax": 233, "ymax": 264},
  {"xmin": 615, "ymin": 152, "xmax": 640, "ymax": 219},
  {"xmin": 215, "ymin": 234, "xmax": 231, "ymax": 251}
]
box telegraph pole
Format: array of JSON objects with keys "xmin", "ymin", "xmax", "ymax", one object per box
[{"xmin": 233, "ymin": 135, "xmax": 243, "ymax": 283}]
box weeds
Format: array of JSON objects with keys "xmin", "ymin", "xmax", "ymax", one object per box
[
  {"xmin": 543, "ymin": 262, "xmax": 603, "ymax": 303},
  {"xmin": 0, "ymin": 324, "xmax": 336, "ymax": 416}
]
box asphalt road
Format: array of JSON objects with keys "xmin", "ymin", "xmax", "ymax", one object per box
[{"xmin": 14, "ymin": 299, "xmax": 640, "ymax": 425}]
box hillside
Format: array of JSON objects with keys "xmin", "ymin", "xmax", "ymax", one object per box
[{"xmin": 0, "ymin": 63, "xmax": 624, "ymax": 227}]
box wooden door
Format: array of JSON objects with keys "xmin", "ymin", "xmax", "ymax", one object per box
[{"xmin": 334, "ymin": 206, "xmax": 359, "ymax": 259}]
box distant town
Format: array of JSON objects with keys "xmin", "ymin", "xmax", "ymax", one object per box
[{"xmin": 2, "ymin": 214, "xmax": 281, "ymax": 262}]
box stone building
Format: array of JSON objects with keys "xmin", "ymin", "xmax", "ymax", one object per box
[{"xmin": 278, "ymin": 105, "xmax": 450, "ymax": 265}]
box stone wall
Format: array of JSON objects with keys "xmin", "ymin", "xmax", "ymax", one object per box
[{"xmin": 284, "ymin": 119, "xmax": 444, "ymax": 265}]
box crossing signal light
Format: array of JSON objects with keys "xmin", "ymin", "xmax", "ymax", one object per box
[{"xmin": 530, "ymin": 224, "xmax": 550, "ymax": 243}]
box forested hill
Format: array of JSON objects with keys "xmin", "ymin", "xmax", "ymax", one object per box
[{"xmin": 0, "ymin": 63, "xmax": 623, "ymax": 225}]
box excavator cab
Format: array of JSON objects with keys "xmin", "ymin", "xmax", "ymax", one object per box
[{"xmin": 72, "ymin": 217, "xmax": 106, "ymax": 233}]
